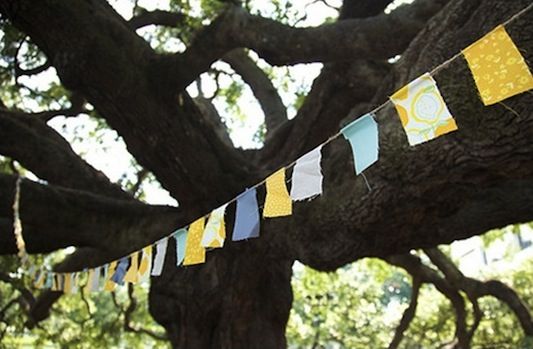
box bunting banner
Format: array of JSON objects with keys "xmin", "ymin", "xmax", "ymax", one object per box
[
  {"xmin": 263, "ymin": 168, "xmax": 292, "ymax": 217},
  {"xmin": 390, "ymin": 73, "xmax": 458, "ymax": 146},
  {"xmin": 341, "ymin": 113, "xmax": 379, "ymax": 174},
  {"xmin": 23, "ymin": 5, "xmax": 533, "ymax": 294},
  {"xmin": 290, "ymin": 146, "xmax": 323, "ymax": 201},
  {"xmin": 183, "ymin": 217, "xmax": 206, "ymax": 266},
  {"xmin": 232, "ymin": 188, "xmax": 260, "ymax": 241},
  {"xmin": 463, "ymin": 25, "xmax": 533, "ymax": 106}
]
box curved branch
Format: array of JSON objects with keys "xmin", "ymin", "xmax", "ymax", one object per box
[
  {"xmin": 387, "ymin": 276, "xmax": 421, "ymax": 349},
  {"xmin": 15, "ymin": 60, "xmax": 52, "ymax": 77},
  {"xmin": 425, "ymin": 248, "xmax": 533, "ymax": 336},
  {"xmin": 129, "ymin": 9, "xmax": 186, "ymax": 29},
  {"xmin": 223, "ymin": 49, "xmax": 287, "ymax": 132},
  {"xmin": 159, "ymin": 0, "xmax": 451, "ymax": 91},
  {"xmin": 0, "ymin": 109, "xmax": 130, "ymax": 199}
]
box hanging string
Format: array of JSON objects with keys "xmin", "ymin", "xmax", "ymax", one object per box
[{"xmin": 12, "ymin": 176, "xmax": 28, "ymax": 265}]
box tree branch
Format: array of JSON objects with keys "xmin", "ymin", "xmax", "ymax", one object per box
[
  {"xmin": 425, "ymin": 248, "xmax": 533, "ymax": 336},
  {"xmin": 0, "ymin": 109, "xmax": 130, "ymax": 199},
  {"xmin": 223, "ymin": 49, "xmax": 287, "ymax": 132},
  {"xmin": 128, "ymin": 9, "xmax": 186, "ymax": 30},
  {"xmin": 0, "ymin": 174, "xmax": 181, "ymax": 267},
  {"xmin": 159, "ymin": 0, "xmax": 450, "ymax": 91},
  {"xmin": 387, "ymin": 276, "xmax": 421, "ymax": 349}
]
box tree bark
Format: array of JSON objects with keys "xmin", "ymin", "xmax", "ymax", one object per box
[{"xmin": 0, "ymin": 0, "xmax": 532, "ymax": 348}]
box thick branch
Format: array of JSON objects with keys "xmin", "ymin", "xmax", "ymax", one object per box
[
  {"xmin": 0, "ymin": 174, "xmax": 181, "ymax": 267},
  {"xmin": 223, "ymin": 49, "xmax": 287, "ymax": 132},
  {"xmin": 339, "ymin": 0, "xmax": 395, "ymax": 19},
  {"xmin": 159, "ymin": 0, "xmax": 451, "ymax": 91},
  {"xmin": 0, "ymin": 109, "xmax": 130, "ymax": 199}
]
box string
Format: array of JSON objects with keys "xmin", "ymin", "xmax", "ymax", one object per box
[
  {"xmin": 12, "ymin": 176, "xmax": 28, "ymax": 265},
  {"xmin": 28, "ymin": 2, "xmax": 533, "ymax": 279}
]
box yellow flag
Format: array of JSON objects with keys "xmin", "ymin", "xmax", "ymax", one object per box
[
  {"xmin": 123, "ymin": 252, "xmax": 139, "ymax": 284},
  {"xmin": 263, "ymin": 168, "xmax": 292, "ymax": 217},
  {"xmin": 201, "ymin": 204, "xmax": 227, "ymax": 249},
  {"xmin": 183, "ymin": 217, "xmax": 206, "ymax": 266},
  {"xmin": 104, "ymin": 261, "xmax": 117, "ymax": 292},
  {"xmin": 34, "ymin": 271, "xmax": 46, "ymax": 289},
  {"xmin": 463, "ymin": 25, "xmax": 533, "ymax": 105},
  {"xmin": 138, "ymin": 246, "xmax": 152, "ymax": 283},
  {"xmin": 63, "ymin": 273, "xmax": 72, "ymax": 294},
  {"xmin": 85, "ymin": 269, "xmax": 95, "ymax": 293}
]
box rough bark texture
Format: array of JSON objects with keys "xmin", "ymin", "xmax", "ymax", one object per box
[{"xmin": 0, "ymin": 0, "xmax": 532, "ymax": 348}]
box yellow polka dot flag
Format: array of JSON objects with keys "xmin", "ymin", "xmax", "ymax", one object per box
[
  {"xmin": 263, "ymin": 168, "xmax": 292, "ymax": 217},
  {"xmin": 390, "ymin": 73, "xmax": 457, "ymax": 146},
  {"xmin": 463, "ymin": 25, "xmax": 533, "ymax": 106},
  {"xmin": 183, "ymin": 217, "xmax": 206, "ymax": 266}
]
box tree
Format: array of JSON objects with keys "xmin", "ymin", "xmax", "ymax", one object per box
[{"xmin": 0, "ymin": 0, "xmax": 532, "ymax": 348}]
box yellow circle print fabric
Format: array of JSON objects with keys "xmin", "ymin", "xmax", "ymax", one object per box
[
  {"xmin": 463, "ymin": 25, "xmax": 533, "ymax": 106},
  {"xmin": 390, "ymin": 73, "xmax": 458, "ymax": 146}
]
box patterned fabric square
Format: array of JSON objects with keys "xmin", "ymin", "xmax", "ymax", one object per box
[
  {"xmin": 463, "ymin": 25, "xmax": 533, "ymax": 105},
  {"xmin": 390, "ymin": 73, "xmax": 458, "ymax": 146},
  {"xmin": 263, "ymin": 168, "xmax": 292, "ymax": 217}
]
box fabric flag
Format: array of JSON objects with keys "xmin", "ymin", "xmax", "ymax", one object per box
[
  {"xmin": 34, "ymin": 271, "xmax": 46, "ymax": 289},
  {"xmin": 70, "ymin": 273, "xmax": 79, "ymax": 294},
  {"xmin": 151, "ymin": 238, "xmax": 168, "ymax": 276},
  {"xmin": 52, "ymin": 274, "xmax": 63, "ymax": 291},
  {"xmin": 138, "ymin": 246, "xmax": 152, "ymax": 283},
  {"xmin": 123, "ymin": 252, "xmax": 139, "ymax": 284},
  {"xmin": 63, "ymin": 273, "xmax": 74, "ymax": 294},
  {"xmin": 183, "ymin": 217, "xmax": 206, "ymax": 266},
  {"xmin": 111, "ymin": 257, "xmax": 129, "ymax": 285},
  {"xmin": 290, "ymin": 146, "xmax": 323, "ymax": 201},
  {"xmin": 104, "ymin": 261, "xmax": 117, "ymax": 291},
  {"xmin": 173, "ymin": 228, "xmax": 188, "ymax": 266},
  {"xmin": 341, "ymin": 113, "xmax": 379, "ymax": 174},
  {"xmin": 85, "ymin": 269, "xmax": 95, "ymax": 293},
  {"xmin": 90, "ymin": 267, "xmax": 101, "ymax": 292},
  {"xmin": 45, "ymin": 273, "xmax": 54, "ymax": 289},
  {"xmin": 263, "ymin": 168, "xmax": 292, "ymax": 217},
  {"xmin": 232, "ymin": 188, "xmax": 260, "ymax": 241},
  {"xmin": 390, "ymin": 73, "xmax": 457, "ymax": 146},
  {"xmin": 201, "ymin": 204, "xmax": 228, "ymax": 248},
  {"xmin": 463, "ymin": 25, "xmax": 533, "ymax": 106}
]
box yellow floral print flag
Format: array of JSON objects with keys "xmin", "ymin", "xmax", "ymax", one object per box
[
  {"xmin": 183, "ymin": 217, "xmax": 206, "ymax": 266},
  {"xmin": 263, "ymin": 168, "xmax": 292, "ymax": 217},
  {"xmin": 463, "ymin": 25, "xmax": 533, "ymax": 106},
  {"xmin": 390, "ymin": 73, "xmax": 458, "ymax": 146}
]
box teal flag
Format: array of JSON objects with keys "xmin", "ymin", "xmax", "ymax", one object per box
[{"xmin": 341, "ymin": 113, "xmax": 379, "ymax": 174}]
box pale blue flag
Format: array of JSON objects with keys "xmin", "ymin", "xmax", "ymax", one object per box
[
  {"xmin": 111, "ymin": 257, "xmax": 129, "ymax": 285},
  {"xmin": 232, "ymin": 188, "xmax": 260, "ymax": 241},
  {"xmin": 173, "ymin": 228, "xmax": 188, "ymax": 266},
  {"xmin": 341, "ymin": 113, "xmax": 379, "ymax": 174},
  {"xmin": 151, "ymin": 238, "xmax": 168, "ymax": 276}
]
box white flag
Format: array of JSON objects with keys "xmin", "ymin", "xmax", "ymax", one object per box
[
  {"xmin": 290, "ymin": 146, "xmax": 323, "ymax": 201},
  {"xmin": 151, "ymin": 238, "xmax": 168, "ymax": 276}
]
